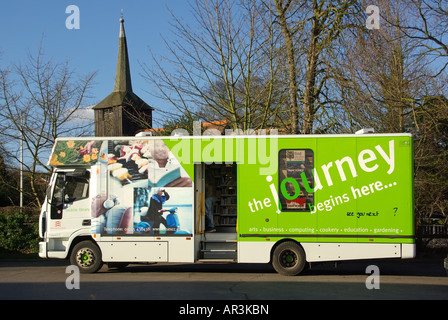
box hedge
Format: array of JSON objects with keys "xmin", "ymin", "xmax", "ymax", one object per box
[{"xmin": 0, "ymin": 207, "xmax": 40, "ymax": 254}]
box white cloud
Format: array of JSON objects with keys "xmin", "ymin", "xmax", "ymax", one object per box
[{"xmin": 71, "ymin": 105, "xmax": 95, "ymax": 121}]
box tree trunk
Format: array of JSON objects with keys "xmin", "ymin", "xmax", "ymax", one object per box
[
  {"xmin": 275, "ymin": 0, "xmax": 299, "ymax": 134},
  {"xmin": 303, "ymin": 25, "xmax": 318, "ymax": 134}
]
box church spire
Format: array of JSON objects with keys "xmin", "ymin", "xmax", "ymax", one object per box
[
  {"xmin": 113, "ymin": 15, "xmax": 132, "ymax": 93},
  {"xmin": 93, "ymin": 12, "xmax": 153, "ymax": 137}
]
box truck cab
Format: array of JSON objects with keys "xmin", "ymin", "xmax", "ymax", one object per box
[{"xmin": 39, "ymin": 168, "xmax": 91, "ymax": 260}]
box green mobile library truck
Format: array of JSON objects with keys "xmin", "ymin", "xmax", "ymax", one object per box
[{"xmin": 39, "ymin": 131, "xmax": 415, "ymax": 275}]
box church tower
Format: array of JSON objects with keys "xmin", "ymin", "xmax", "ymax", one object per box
[{"xmin": 93, "ymin": 16, "xmax": 153, "ymax": 136}]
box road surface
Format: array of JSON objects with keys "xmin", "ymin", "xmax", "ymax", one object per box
[{"xmin": 0, "ymin": 257, "xmax": 446, "ymax": 302}]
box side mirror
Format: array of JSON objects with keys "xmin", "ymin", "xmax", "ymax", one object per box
[{"xmin": 46, "ymin": 186, "xmax": 52, "ymax": 204}]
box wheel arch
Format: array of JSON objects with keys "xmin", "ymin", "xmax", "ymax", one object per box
[
  {"xmin": 67, "ymin": 235, "xmax": 98, "ymax": 260},
  {"xmin": 269, "ymin": 238, "xmax": 306, "ymax": 263}
]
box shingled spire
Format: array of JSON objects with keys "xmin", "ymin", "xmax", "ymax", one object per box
[
  {"xmin": 93, "ymin": 14, "xmax": 153, "ymax": 137},
  {"xmin": 113, "ymin": 17, "xmax": 132, "ymax": 93}
]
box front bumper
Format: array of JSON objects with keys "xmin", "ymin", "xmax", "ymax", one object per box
[{"xmin": 38, "ymin": 242, "xmax": 47, "ymax": 259}]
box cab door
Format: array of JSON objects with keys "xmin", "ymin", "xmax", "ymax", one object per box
[{"xmin": 48, "ymin": 170, "xmax": 91, "ymax": 240}]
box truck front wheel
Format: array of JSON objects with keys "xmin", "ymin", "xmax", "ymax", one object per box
[
  {"xmin": 272, "ymin": 241, "xmax": 306, "ymax": 276},
  {"xmin": 70, "ymin": 240, "xmax": 103, "ymax": 273}
]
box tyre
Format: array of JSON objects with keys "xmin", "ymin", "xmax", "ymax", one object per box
[
  {"xmin": 272, "ymin": 241, "xmax": 306, "ymax": 276},
  {"xmin": 70, "ymin": 240, "xmax": 103, "ymax": 273}
]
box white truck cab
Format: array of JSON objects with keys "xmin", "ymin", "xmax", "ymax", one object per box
[{"xmin": 39, "ymin": 168, "xmax": 92, "ymax": 261}]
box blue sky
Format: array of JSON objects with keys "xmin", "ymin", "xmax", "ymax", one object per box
[{"xmin": 0, "ymin": 1, "xmax": 193, "ymax": 127}]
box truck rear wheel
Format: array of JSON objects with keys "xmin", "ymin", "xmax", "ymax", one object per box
[
  {"xmin": 272, "ymin": 241, "xmax": 306, "ymax": 276},
  {"xmin": 70, "ymin": 240, "xmax": 103, "ymax": 273}
]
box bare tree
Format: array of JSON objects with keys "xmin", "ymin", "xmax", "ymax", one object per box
[
  {"xmin": 0, "ymin": 46, "xmax": 96, "ymax": 207},
  {"xmin": 142, "ymin": 0, "xmax": 286, "ymax": 131},
  {"xmin": 412, "ymin": 95, "xmax": 448, "ymax": 221},
  {"xmin": 334, "ymin": 0, "xmax": 431, "ymax": 132},
  {"xmin": 269, "ymin": 0, "xmax": 301, "ymax": 133},
  {"xmin": 264, "ymin": 0, "xmax": 360, "ymax": 134},
  {"xmin": 391, "ymin": 0, "xmax": 448, "ymax": 76}
]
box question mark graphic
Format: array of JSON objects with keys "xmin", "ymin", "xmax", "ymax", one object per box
[{"xmin": 393, "ymin": 207, "xmax": 398, "ymax": 216}]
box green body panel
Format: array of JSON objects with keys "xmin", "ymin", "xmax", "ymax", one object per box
[{"xmin": 236, "ymin": 135, "xmax": 414, "ymax": 244}]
